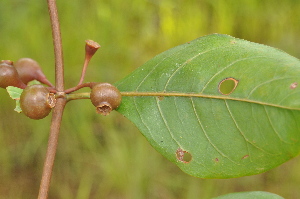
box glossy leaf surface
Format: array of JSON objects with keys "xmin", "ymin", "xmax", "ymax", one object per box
[
  {"xmin": 115, "ymin": 34, "xmax": 300, "ymax": 178},
  {"xmin": 212, "ymin": 191, "xmax": 284, "ymax": 199}
]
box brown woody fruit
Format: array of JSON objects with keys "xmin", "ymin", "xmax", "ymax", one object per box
[
  {"xmin": 90, "ymin": 83, "xmax": 122, "ymax": 116},
  {"xmin": 14, "ymin": 58, "xmax": 54, "ymax": 87},
  {"xmin": 0, "ymin": 61, "xmax": 26, "ymax": 89},
  {"xmin": 20, "ymin": 84, "xmax": 56, "ymax": 119}
]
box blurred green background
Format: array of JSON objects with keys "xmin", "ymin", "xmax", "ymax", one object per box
[{"xmin": 1, "ymin": 0, "xmax": 300, "ymax": 198}]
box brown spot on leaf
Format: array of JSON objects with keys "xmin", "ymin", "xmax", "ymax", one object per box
[
  {"xmin": 176, "ymin": 148, "xmax": 192, "ymax": 163},
  {"xmin": 218, "ymin": 77, "xmax": 239, "ymax": 95},
  {"xmin": 242, "ymin": 155, "xmax": 249, "ymax": 159},
  {"xmin": 158, "ymin": 96, "xmax": 164, "ymax": 101},
  {"xmin": 215, "ymin": 158, "xmax": 219, "ymax": 162},
  {"xmin": 290, "ymin": 82, "xmax": 298, "ymax": 89}
]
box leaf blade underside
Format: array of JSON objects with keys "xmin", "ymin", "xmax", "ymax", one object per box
[{"xmin": 115, "ymin": 34, "xmax": 300, "ymax": 178}]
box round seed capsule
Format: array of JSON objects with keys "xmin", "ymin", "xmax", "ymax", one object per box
[
  {"xmin": 20, "ymin": 84, "xmax": 56, "ymax": 119},
  {"xmin": 14, "ymin": 58, "xmax": 54, "ymax": 87},
  {"xmin": 90, "ymin": 83, "xmax": 122, "ymax": 116},
  {"xmin": 0, "ymin": 61, "xmax": 26, "ymax": 89}
]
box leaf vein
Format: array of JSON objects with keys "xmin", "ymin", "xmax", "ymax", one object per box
[
  {"xmin": 135, "ymin": 44, "xmax": 190, "ymax": 91},
  {"xmin": 155, "ymin": 97, "xmax": 183, "ymax": 148},
  {"xmin": 190, "ymin": 98, "xmax": 239, "ymax": 165},
  {"xmin": 247, "ymin": 77, "xmax": 298, "ymax": 99},
  {"xmin": 172, "ymin": 98, "xmax": 221, "ymax": 173},
  {"xmin": 133, "ymin": 97, "xmax": 156, "ymax": 142},
  {"xmin": 224, "ymin": 100, "xmax": 276, "ymax": 155},
  {"xmin": 200, "ymin": 56, "xmax": 267, "ymax": 93},
  {"xmin": 264, "ymin": 106, "xmax": 292, "ymax": 144},
  {"xmin": 121, "ymin": 92, "xmax": 300, "ymax": 111},
  {"xmin": 277, "ymin": 90, "xmax": 300, "ymax": 105},
  {"xmin": 163, "ymin": 46, "xmax": 229, "ymax": 92}
]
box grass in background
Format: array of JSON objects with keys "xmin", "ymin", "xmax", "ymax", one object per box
[{"xmin": 1, "ymin": 0, "xmax": 300, "ymax": 198}]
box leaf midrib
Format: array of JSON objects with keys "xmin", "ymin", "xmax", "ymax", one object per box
[{"xmin": 120, "ymin": 91, "xmax": 300, "ymax": 111}]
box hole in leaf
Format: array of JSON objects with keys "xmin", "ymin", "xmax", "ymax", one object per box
[
  {"xmin": 290, "ymin": 82, "xmax": 298, "ymax": 89},
  {"xmin": 218, "ymin": 77, "xmax": 239, "ymax": 95},
  {"xmin": 176, "ymin": 148, "xmax": 192, "ymax": 163}
]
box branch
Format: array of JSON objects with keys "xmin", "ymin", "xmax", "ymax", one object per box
[
  {"xmin": 47, "ymin": 0, "xmax": 64, "ymax": 91},
  {"xmin": 37, "ymin": 98, "xmax": 66, "ymax": 199},
  {"xmin": 38, "ymin": 0, "xmax": 66, "ymax": 198}
]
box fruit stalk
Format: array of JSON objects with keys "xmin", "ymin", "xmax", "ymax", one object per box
[{"xmin": 77, "ymin": 40, "xmax": 101, "ymax": 86}]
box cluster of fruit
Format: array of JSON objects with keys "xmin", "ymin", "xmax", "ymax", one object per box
[
  {"xmin": 0, "ymin": 58, "xmax": 121, "ymax": 120},
  {"xmin": 0, "ymin": 58, "xmax": 56, "ymax": 119}
]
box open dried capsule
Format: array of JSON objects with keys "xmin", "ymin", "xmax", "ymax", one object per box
[
  {"xmin": 90, "ymin": 83, "xmax": 122, "ymax": 116},
  {"xmin": 0, "ymin": 61, "xmax": 26, "ymax": 89},
  {"xmin": 14, "ymin": 58, "xmax": 54, "ymax": 87},
  {"xmin": 20, "ymin": 84, "xmax": 56, "ymax": 119}
]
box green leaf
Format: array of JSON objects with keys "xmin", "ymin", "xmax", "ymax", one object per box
[
  {"xmin": 115, "ymin": 34, "xmax": 300, "ymax": 178},
  {"xmin": 6, "ymin": 86, "xmax": 23, "ymax": 113},
  {"xmin": 212, "ymin": 191, "xmax": 284, "ymax": 199},
  {"xmin": 6, "ymin": 86, "xmax": 23, "ymax": 100},
  {"xmin": 27, "ymin": 80, "xmax": 42, "ymax": 86}
]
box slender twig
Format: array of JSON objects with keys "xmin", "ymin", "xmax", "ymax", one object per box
[
  {"xmin": 47, "ymin": 0, "xmax": 64, "ymax": 92},
  {"xmin": 38, "ymin": 0, "xmax": 66, "ymax": 198},
  {"xmin": 64, "ymin": 82, "xmax": 96, "ymax": 94},
  {"xmin": 77, "ymin": 56, "xmax": 90, "ymax": 86},
  {"xmin": 66, "ymin": 92, "xmax": 91, "ymax": 101},
  {"xmin": 37, "ymin": 98, "xmax": 66, "ymax": 199}
]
